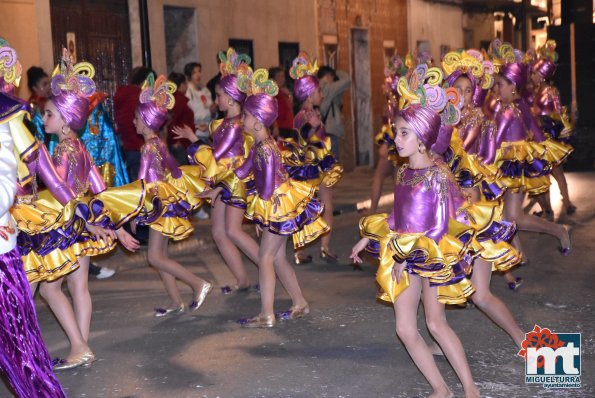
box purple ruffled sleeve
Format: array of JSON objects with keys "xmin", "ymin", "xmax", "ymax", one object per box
[
  {"xmin": 257, "ymin": 145, "xmax": 276, "ymax": 201},
  {"xmin": 235, "ymin": 147, "xmax": 254, "ymax": 180},
  {"xmin": 213, "ymin": 123, "xmax": 243, "ymax": 161},
  {"xmin": 137, "ymin": 144, "xmax": 154, "ymax": 181}
]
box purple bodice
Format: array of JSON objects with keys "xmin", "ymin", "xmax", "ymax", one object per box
[
  {"xmin": 17, "ymin": 143, "xmax": 76, "ymax": 205},
  {"xmin": 391, "ymin": 163, "xmax": 464, "ymax": 241},
  {"xmin": 457, "ymin": 107, "xmax": 484, "ymax": 154},
  {"xmin": 212, "ymin": 116, "xmax": 245, "ymax": 160},
  {"xmin": 480, "ymin": 100, "xmax": 544, "ymax": 164},
  {"xmin": 236, "ymin": 136, "xmax": 288, "ymax": 200},
  {"xmin": 534, "ymin": 85, "xmax": 561, "ymax": 116},
  {"xmin": 52, "ymin": 138, "xmax": 106, "ymax": 196},
  {"xmin": 138, "ymin": 136, "xmax": 182, "ymax": 183}
]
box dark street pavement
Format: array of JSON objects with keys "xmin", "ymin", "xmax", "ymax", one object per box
[{"xmin": 3, "ymin": 169, "xmax": 594, "ymax": 397}]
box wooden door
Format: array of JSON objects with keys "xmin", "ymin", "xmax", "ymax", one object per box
[{"xmin": 50, "ymin": 0, "xmax": 131, "ymax": 101}]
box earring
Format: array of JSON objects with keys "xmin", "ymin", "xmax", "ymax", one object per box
[
  {"xmin": 61, "ymin": 125, "xmax": 70, "ymax": 135},
  {"xmin": 512, "ymin": 89, "xmax": 517, "ymax": 95},
  {"xmin": 418, "ymin": 142, "xmax": 426, "ymax": 153},
  {"xmin": 227, "ymin": 99, "xmax": 234, "ymax": 106}
]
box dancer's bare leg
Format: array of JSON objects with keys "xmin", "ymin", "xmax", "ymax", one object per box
[
  {"xmin": 210, "ymin": 196, "xmax": 250, "ymax": 287},
  {"xmin": 503, "ymin": 190, "xmax": 569, "ymax": 249},
  {"xmin": 66, "ymin": 256, "xmax": 92, "ymax": 341},
  {"xmin": 226, "ymin": 204, "xmax": 260, "ymax": 265},
  {"xmin": 273, "ymin": 238, "xmax": 307, "ymax": 309},
  {"xmin": 39, "ymin": 279, "xmax": 89, "ymax": 359},
  {"xmin": 319, "ymin": 184, "xmax": 334, "ymax": 250},
  {"xmin": 471, "ymin": 259, "xmax": 524, "ymax": 348},
  {"xmin": 257, "ymin": 230, "xmax": 286, "ymax": 318},
  {"xmin": 552, "ymin": 166, "xmax": 574, "ymax": 212},
  {"xmin": 393, "ymin": 275, "xmax": 453, "ymax": 398},
  {"xmin": 147, "ymin": 229, "xmax": 207, "ymax": 296},
  {"xmin": 422, "ymin": 279, "xmax": 479, "ymax": 398}
]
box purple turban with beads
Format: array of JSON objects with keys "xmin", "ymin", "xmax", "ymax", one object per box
[
  {"xmin": 244, "ymin": 93, "xmax": 278, "ymax": 127},
  {"xmin": 397, "ymin": 104, "xmax": 442, "ymax": 151},
  {"xmin": 500, "ymin": 62, "xmax": 527, "ymax": 90},
  {"xmin": 219, "ymin": 74, "xmax": 246, "ymax": 104},
  {"xmin": 293, "ymin": 75, "xmax": 319, "ymax": 103},
  {"xmin": 51, "ymin": 92, "xmax": 90, "ymax": 131},
  {"xmin": 137, "ymin": 101, "xmax": 168, "ymax": 131},
  {"xmin": 533, "ymin": 59, "xmax": 556, "ymax": 81}
]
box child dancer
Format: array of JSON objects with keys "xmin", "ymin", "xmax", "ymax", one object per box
[
  {"xmin": 0, "ymin": 38, "xmax": 66, "ymax": 397},
  {"xmin": 35, "ymin": 52, "xmax": 144, "ymax": 370},
  {"xmin": 173, "ymin": 48, "xmax": 260, "ymax": 293},
  {"xmin": 286, "ymin": 52, "xmax": 343, "ymax": 263},
  {"xmin": 442, "ymin": 49, "xmax": 504, "ymax": 203},
  {"xmin": 530, "ymin": 41, "xmax": 576, "ymax": 216},
  {"xmin": 480, "ymin": 40, "xmax": 571, "ymax": 257},
  {"xmin": 205, "ymin": 67, "xmax": 328, "ymax": 327},
  {"xmin": 441, "ymin": 51, "xmax": 526, "ymax": 343},
  {"xmin": 351, "ymin": 64, "xmax": 520, "ymax": 397},
  {"xmin": 134, "ymin": 74, "xmax": 212, "ymax": 316}
]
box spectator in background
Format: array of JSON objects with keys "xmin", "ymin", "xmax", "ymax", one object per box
[
  {"xmin": 206, "ymin": 52, "xmax": 224, "ymax": 119},
  {"xmin": 26, "ymin": 66, "xmax": 51, "ymax": 143},
  {"xmin": 318, "ymin": 66, "xmax": 351, "ymax": 161},
  {"xmin": 166, "ymin": 72, "xmax": 195, "ymax": 165},
  {"xmin": 269, "ymin": 66, "xmax": 294, "ymax": 139},
  {"xmin": 184, "ymin": 62, "xmax": 213, "ymax": 144},
  {"xmin": 113, "ymin": 66, "xmax": 153, "ymax": 179}
]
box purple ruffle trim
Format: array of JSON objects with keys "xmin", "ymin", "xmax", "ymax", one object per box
[
  {"xmin": 285, "ymin": 163, "xmax": 321, "ymax": 181},
  {"xmin": 254, "ymin": 196, "xmax": 324, "ymax": 236},
  {"xmin": 218, "ymin": 185, "xmax": 247, "ymax": 210},
  {"xmin": 540, "ymin": 115, "xmax": 572, "ymax": 144},
  {"xmin": 499, "ymin": 157, "xmax": 552, "ymax": 179}
]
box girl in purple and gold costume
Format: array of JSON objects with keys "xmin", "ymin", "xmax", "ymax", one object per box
[
  {"xmin": 529, "ymin": 40, "xmax": 576, "ymax": 217},
  {"xmin": 439, "ymin": 53, "xmax": 527, "ymax": 342},
  {"xmin": 173, "ymin": 48, "xmax": 260, "ymax": 293},
  {"xmin": 205, "ymin": 67, "xmax": 328, "ymax": 328},
  {"xmin": 32, "ymin": 51, "xmax": 142, "ymax": 371},
  {"xmin": 0, "ymin": 38, "xmax": 66, "ymax": 398},
  {"xmin": 134, "ymin": 74, "xmax": 212, "ymax": 317},
  {"xmin": 480, "ymin": 40, "xmax": 571, "ymax": 257},
  {"xmin": 351, "ymin": 65, "xmax": 521, "ymax": 397},
  {"xmin": 442, "ymin": 49, "xmax": 505, "ymax": 203},
  {"xmin": 285, "ymin": 52, "xmax": 343, "ymax": 263}
]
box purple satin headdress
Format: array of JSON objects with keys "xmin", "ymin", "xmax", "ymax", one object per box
[
  {"xmin": 533, "ymin": 59, "xmax": 556, "ymax": 80},
  {"xmin": 219, "ymin": 74, "xmax": 246, "ymax": 104},
  {"xmin": 50, "ymin": 48, "xmax": 96, "ymax": 130},
  {"xmin": 500, "ymin": 62, "xmax": 527, "ymax": 90},
  {"xmin": 218, "ymin": 48, "xmax": 251, "ymax": 104},
  {"xmin": 236, "ymin": 66, "xmax": 279, "ymax": 127},
  {"xmin": 533, "ymin": 40, "xmax": 558, "ymax": 80},
  {"xmin": 244, "ymin": 93, "xmax": 278, "ymax": 127},
  {"xmin": 289, "ymin": 52, "xmax": 319, "ymax": 102},
  {"xmin": 398, "ymin": 104, "xmax": 442, "ymax": 150},
  {"xmin": 137, "ymin": 73, "xmax": 176, "ymax": 131}
]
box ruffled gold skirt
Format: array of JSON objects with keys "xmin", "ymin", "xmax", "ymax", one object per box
[{"xmin": 245, "ymin": 179, "xmax": 329, "ymax": 248}]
